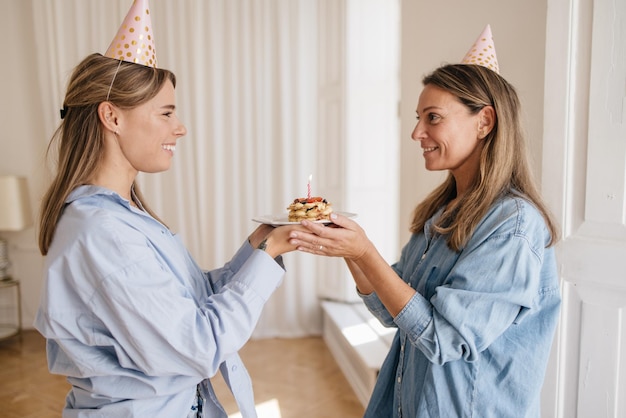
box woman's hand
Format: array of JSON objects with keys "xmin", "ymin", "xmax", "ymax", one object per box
[
  {"xmin": 288, "ymin": 213, "xmax": 372, "ymax": 260},
  {"xmin": 250, "ymin": 223, "xmax": 309, "ymax": 259},
  {"xmin": 248, "ymin": 224, "xmax": 275, "ymax": 249},
  {"xmin": 290, "ymin": 213, "xmax": 414, "ymax": 314}
]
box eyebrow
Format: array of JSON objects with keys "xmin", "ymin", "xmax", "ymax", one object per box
[
  {"xmin": 161, "ymin": 104, "xmax": 176, "ymax": 111},
  {"xmin": 416, "ymin": 105, "xmax": 443, "ymax": 114}
]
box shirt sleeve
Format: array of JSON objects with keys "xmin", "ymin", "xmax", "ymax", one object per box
[
  {"xmin": 45, "ymin": 216, "xmax": 285, "ymax": 380},
  {"xmin": 205, "ymin": 241, "xmax": 286, "ymax": 293},
  {"xmin": 360, "ymin": 288, "xmax": 395, "ymax": 327},
  {"xmin": 203, "ymin": 240, "xmax": 254, "ymax": 291},
  {"xmin": 359, "ymin": 236, "xmax": 419, "ymax": 327},
  {"xmin": 394, "ymin": 211, "xmax": 546, "ymax": 365}
]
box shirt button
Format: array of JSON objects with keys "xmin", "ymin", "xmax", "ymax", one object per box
[
  {"xmin": 231, "ymin": 365, "xmax": 238, "ymax": 372},
  {"xmin": 397, "ymin": 376, "xmax": 401, "ymax": 383}
]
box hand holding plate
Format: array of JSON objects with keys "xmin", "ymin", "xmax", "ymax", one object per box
[{"xmin": 290, "ymin": 213, "xmax": 371, "ymax": 260}]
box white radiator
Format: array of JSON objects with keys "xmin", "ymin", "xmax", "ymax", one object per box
[{"xmin": 321, "ymin": 300, "xmax": 396, "ymax": 407}]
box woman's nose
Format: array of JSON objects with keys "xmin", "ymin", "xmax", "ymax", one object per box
[
  {"xmin": 175, "ymin": 121, "xmax": 187, "ymax": 137},
  {"xmin": 411, "ymin": 121, "xmax": 423, "ymax": 142}
]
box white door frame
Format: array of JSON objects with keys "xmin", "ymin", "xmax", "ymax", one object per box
[{"xmin": 542, "ymin": 0, "xmax": 626, "ymax": 416}]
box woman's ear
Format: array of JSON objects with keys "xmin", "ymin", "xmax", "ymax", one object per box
[
  {"xmin": 478, "ymin": 105, "xmax": 496, "ymax": 138},
  {"xmin": 98, "ymin": 101, "xmax": 120, "ymax": 134}
]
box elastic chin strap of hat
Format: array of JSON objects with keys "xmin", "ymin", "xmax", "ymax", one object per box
[{"xmin": 106, "ymin": 59, "xmax": 123, "ymax": 102}]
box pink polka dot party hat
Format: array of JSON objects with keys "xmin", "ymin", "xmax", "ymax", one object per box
[
  {"xmin": 461, "ymin": 24, "xmax": 499, "ymax": 74},
  {"xmin": 104, "ymin": 0, "xmax": 157, "ymax": 68}
]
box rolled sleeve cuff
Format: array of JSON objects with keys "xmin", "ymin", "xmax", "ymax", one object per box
[
  {"xmin": 359, "ymin": 290, "xmax": 397, "ymax": 326},
  {"xmin": 360, "ymin": 290, "xmax": 386, "ymax": 314},
  {"xmin": 394, "ymin": 293, "xmax": 432, "ymax": 341}
]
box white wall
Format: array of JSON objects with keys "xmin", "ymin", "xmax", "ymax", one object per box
[{"xmin": 399, "ymin": 0, "xmax": 548, "ymax": 247}]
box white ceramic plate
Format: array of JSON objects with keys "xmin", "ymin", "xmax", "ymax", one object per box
[{"xmin": 252, "ymin": 211, "xmax": 357, "ymax": 225}]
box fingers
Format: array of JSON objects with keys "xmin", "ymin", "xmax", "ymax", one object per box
[
  {"xmin": 263, "ymin": 213, "xmax": 360, "ymax": 257},
  {"xmin": 288, "ymin": 224, "xmax": 346, "ymax": 256},
  {"xmin": 299, "ymin": 240, "xmax": 329, "ymax": 255},
  {"xmin": 290, "ymin": 214, "xmax": 371, "ymax": 259},
  {"xmin": 255, "ymin": 224, "xmax": 306, "ymax": 257},
  {"xmin": 298, "ymin": 220, "xmax": 328, "ymax": 236},
  {"xmin": 327, "ymin": 212, "xmax": 352, "ymax": 227},
  {"xmin": 311, "ymin": 243, "xmax": 326, "ymax": 254}
]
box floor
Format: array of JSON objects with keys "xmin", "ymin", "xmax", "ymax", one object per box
[{"xmin": 0, "ymin": 331, "xmax": 364, "ymax": 418}]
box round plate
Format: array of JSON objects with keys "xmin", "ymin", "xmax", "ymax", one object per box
[{"xmin": 252, "ymin": 211, "xmax": 357, "ymax": 225}]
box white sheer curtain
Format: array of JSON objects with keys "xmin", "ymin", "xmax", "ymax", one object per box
[{"xmin": 33, "ymin": 0, "xmax": 322, "ymax": 337}]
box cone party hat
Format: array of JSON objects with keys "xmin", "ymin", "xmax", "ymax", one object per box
[
  {"xmin": 461, "ymin": 24, "xmax": 499, "ymax": 73},
  {"xmin": 105, "ymin": 0, "xmax": 157, "ymax": 68}
]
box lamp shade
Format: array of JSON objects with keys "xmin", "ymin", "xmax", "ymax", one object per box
[{"xmin": 0, "ymin": 176, "xmax": 33, "ymax": 231}]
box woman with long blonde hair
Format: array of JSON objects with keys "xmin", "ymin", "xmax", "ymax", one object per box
[
  {"xmin": 35, "ymin": 5, "xmax": 302, "ymax": 417},
  {"xmin": 291, "ymin": 62, "xmax": 561, "ymax": 417}
]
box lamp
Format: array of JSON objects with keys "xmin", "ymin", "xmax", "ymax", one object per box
[{"xmin": 0, "ymin": 176, "xmax": 33, "ymax": 280}]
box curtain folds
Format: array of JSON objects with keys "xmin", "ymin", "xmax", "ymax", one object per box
[{"xmin": 33, "ymin": 0, "xmax": 322, "ymax": 337}]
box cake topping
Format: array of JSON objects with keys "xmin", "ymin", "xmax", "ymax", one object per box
[{"xmin": 287, "ymin": 196, "xmax": 333, "ymax": 222}]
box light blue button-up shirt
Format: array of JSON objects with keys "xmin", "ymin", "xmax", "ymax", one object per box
[
  {"xmin": 35, "ymin": 185, "xmax": 285, "ymax": 417},
  {"xmin": 362, "ymin": 195, "xmax": 561, "ymax": 418}
]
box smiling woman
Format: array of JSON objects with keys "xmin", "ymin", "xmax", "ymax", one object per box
[
  {"xmin": 39, "ymin": 52, "xmax": 180, "ymax": 244},
  {"xmin": 412, "ymin": 84, "xmax": 494, "ymax": 179},
  {"xmin": 97, "ymin": 80, "xmax": 186, "ymax": 176},
  {"xmin": 33, "ymin": 2, "xmax": 309, "ymax": 417},
  {"xmin": 25, "ymin": 0, "xmax": 322, "ymax": 317},
  {"xmin": 289, "ymin": 34, "xmax": 561, "ymax": 417}
]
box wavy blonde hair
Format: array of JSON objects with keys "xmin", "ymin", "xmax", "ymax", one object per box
[
  {"xmin": 410, "ymin": 64, "xmax": 559, "ymax": 251},
  {"xmin": 39, "ymin": 53, "xmax": 175, "ymax": 255}
]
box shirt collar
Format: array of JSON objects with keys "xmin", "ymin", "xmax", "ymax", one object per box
[{"xmin": 66, "ymin": 185, "xmax": 133, "ymax": 208}]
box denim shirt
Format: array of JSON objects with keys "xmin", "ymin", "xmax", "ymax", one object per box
[
  {"xmin": 362, "ymin": 195, "xmax": 561, "ymax": 418},
  {"xmin": 35, "ymin": 185, "xmax": 285, "ymax": 417}
]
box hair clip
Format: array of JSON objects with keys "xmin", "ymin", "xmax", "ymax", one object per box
[{"xmin": 60, "ymin": 105, "xmax": 68, "ymax": 119}]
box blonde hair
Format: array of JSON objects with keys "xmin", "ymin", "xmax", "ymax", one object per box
[
  {"xmin": 410, "ymin": 64, "xmax": 559, "ymax": 251},
  {"xmin": 39, "ymin": 53, "xmax": 176, "ymax": 255}
]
